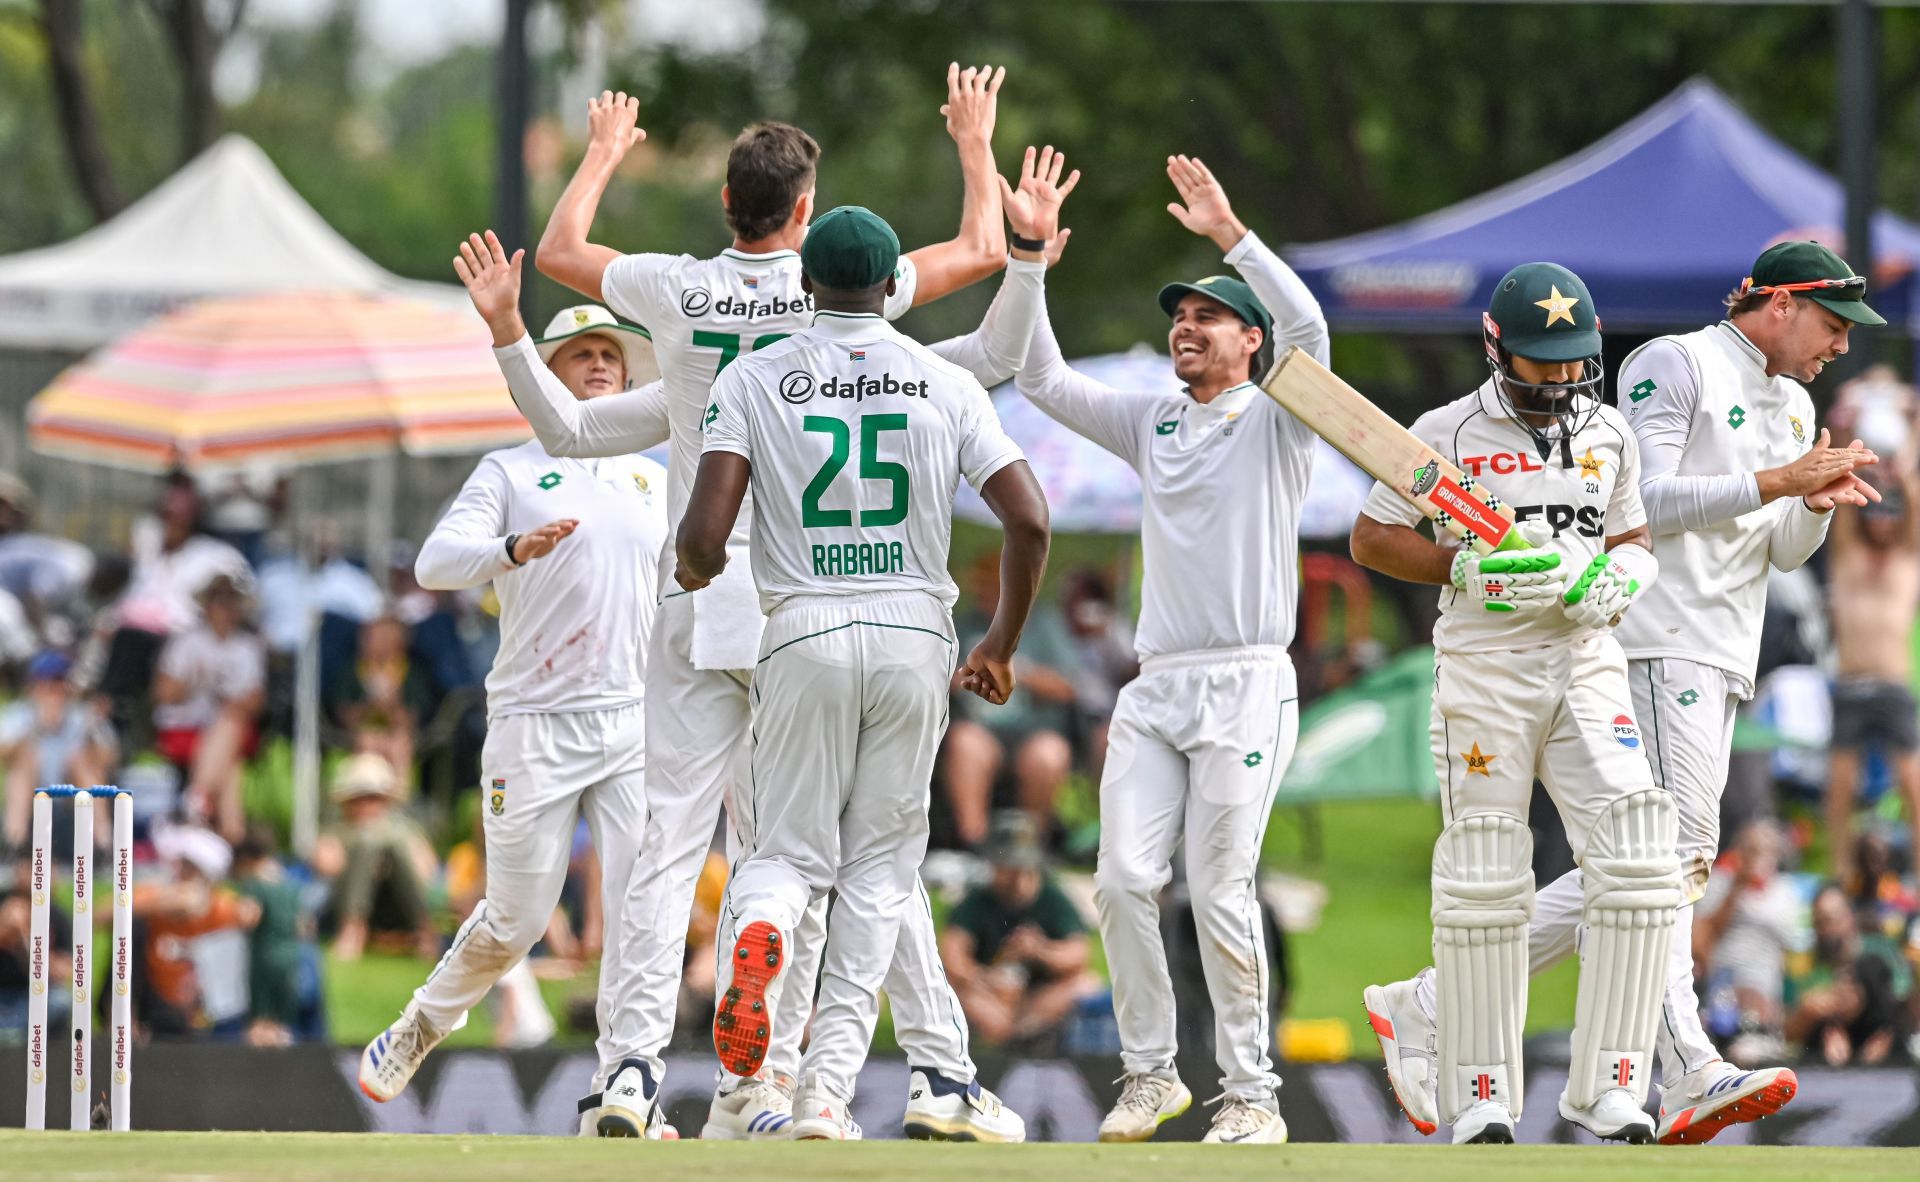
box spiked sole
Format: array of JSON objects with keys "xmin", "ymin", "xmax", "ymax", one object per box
[
  {"xmin": 1362, "ymin": 988, "xmax": 1438, "ymax": 1136},
  {"xmin": 714, "ymin": 921, "xmax": 784, "ymax": 1079},
  {"xmin": 595, "ymin": 1108, "xmax": 644, "ymax": 1138},
  {"xmin": 1658, "ymin": 1070, "xmax": 1798, "ymax": 1146}
]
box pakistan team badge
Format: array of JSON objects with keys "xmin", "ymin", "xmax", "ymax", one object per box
[
  {"xmin": 1790, "ymin": 415, "xmax": 1806, "ymax": 444},
  {"xmin": 537, "ymin": 471, "xmax": 563, "ymax": 490},
  {"xmin": 1677, "ymin": 688, "xmax": 1700, "ymax": 707},
  {"xmin": 1727, "ymin": 405, "xmax": 1747, "ymax": 429},
  {"xmin": 1243, "ymin": 751, "xmax": 1263, "ymax": 768},
  {"xmin": 1576, "ymin": 448, "xmax": 1606, "ymax": 479},
  {"xmin": 489, "ymin": 778, "xmax": 507, "ymax": 816},
  {"xmin": 1460, "ymin": 742, "xmax": 1496, "ymax": 776}
]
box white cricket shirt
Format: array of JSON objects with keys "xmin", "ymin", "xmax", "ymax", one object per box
[
  {"xmin": 1015, "ymin": 231, "xmax": 1326, "ymax": 666},
  {"xmin": 1613, "ymin": 322, "xmax": 1831, "ymax": 692},
  {"xmin": 701, "ymin": 311, "xmax": 1024, "ymax": 612},
  {"xmin": 417, "ymin": 440, "xmax": 667, "ymax": 717},
  {"xmin": 1360, "ymin": 381, "xmax": 1647, "ymax": 655}
]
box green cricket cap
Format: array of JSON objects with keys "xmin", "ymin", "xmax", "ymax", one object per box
[
  {"xmin": 1157, "ymin": 275, "xmax": 1273, "ymax": 337},
  {"xmin": 1485, "ymin": 262, "xmax": 1602, "ymax": 362},
  {"xmin": 800, "ymin": 205, "xmax": 900, "ymax": 291},
  {"xmin": 1744, "ymin": 241, "xmax": 1885, "ymax": 326}
]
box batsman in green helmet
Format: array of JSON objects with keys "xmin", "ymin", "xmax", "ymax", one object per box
[{"xmin": 1352, "ymin": 262, "xmax": 1680, "ymax": 1146}]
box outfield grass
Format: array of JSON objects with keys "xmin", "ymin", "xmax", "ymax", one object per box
[{"xmin": 0, "ymin": 1132, "xmax": 1907, "ymax": 1182}]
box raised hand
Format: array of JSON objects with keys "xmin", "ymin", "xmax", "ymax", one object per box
[
  {"xmin": 587, "ymin": 90, "xmax": 645, "ymax": 159},
  {"xmin": 997, "ymin": 145, "xmax": 1080, "ymax": 247},
  {"xmin": 940, "ymin": 62, "xmax": 1004, "ymax": 148},
  {"xmin": 511, "ymin": 518, "xmax": 579, "ymax": 565},
  {"xmin": 453, "ymin": 230, "xmax": 526, "ymax": 345},
  {"xmin": 1165, "ymin": 154, "xmax": 1249, "ymax": 253}
]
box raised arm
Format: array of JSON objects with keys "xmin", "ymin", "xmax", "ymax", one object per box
[
  {"xmin": 902, "ymin": 64, "xmax": 1007, "ymax": 307},
  {"xmin": 928, "ymin": 145, "xmax": 1079, "ymax": 385},
  {"xmin": 535, "ymin": 91, "xmax": 647, "ymax": 303},
  {"xmin": 1166, "ymin": 154, "xmax": 1328, "ymax": 366}
]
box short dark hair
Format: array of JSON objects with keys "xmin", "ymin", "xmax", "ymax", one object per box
[{"xmin": 726, "ymin": 122, "xmax": 820, "ymax": 242}]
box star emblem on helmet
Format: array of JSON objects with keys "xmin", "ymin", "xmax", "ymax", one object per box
[{"xmin": 1534, "ymin": 285, "xmax": 1580, "ymax": 327}]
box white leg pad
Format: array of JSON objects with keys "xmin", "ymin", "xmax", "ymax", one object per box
[
  {"xmin": 1568, "ymin": 788, "xmax": 1681, "ymax": 1109},
  {"xmin": 1431, "ymin": 813, "xmax": 1533, "ymax": 1123}
]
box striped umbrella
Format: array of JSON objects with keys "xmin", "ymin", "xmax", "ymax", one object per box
[{"xmin": 26, "ymin": 291, "xmax": 529, "ymax": 472}]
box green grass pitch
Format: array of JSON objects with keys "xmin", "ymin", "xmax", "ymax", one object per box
[{"xmin": 0, "ymin": 1134, "xmax": 1910, "ymax": 1182}]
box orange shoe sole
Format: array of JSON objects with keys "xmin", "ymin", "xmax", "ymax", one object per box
[
  {"xmin": 715, "ymin": 921, "xmax": 784, "ymax": 1078},
  {"xmin": 1658, "ymin": 1070, "xmax": 1798, "ymax": 1145},
  {"xmin": 1364, "ymin": 1001, "xmax": 1437, "ymax": 1136}
]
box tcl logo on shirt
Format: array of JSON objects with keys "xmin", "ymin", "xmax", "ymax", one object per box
[{"xmin": 1459, "ymin": 452, "xmax": 1545, "ymax": 476}]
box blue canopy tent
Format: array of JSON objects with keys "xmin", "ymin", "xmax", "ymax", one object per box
[{"xmin": 1284, "ymin": 79, "xmax": 1920, "ymax": 334}]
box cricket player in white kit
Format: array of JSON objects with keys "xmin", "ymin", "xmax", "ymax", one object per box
[
  {"xmin": 1354, "ymin": 263, "xmax": 1680, "ymax": 1144},
  {"xmin": 359, "ymin": 236, "xmax": 669, "ymax": 1137},
  {"xmin": 1013, "ymin": 155, "xmax": 1319, "ymax": 1145},
  {"xmin": 1365, "ymin": 244, "xmax": 1883, "ymax": 1146},
  {"xmin": 532, "ymin": 71, "xmax": 1033, "ymax": 1139},
  {"xmin": 679, "ymin": 204, "xmax": 1052, "ymax": 1141}
]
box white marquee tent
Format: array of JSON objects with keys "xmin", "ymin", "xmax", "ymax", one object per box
[{"xmin": 0, "ymin": 135, "xmax": 465, "ymax": 351}]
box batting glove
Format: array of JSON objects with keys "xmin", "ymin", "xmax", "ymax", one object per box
[
  {"xmin": 1562, "ymin": 542, "xmax": 1658, "ymax": 629},
  {"xmin": 1449, "ymin": 523, "xmax": 1563, "ymax": 614}
]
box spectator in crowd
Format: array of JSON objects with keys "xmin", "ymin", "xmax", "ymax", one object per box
[
  {"xmin": 0, "ymin": 471, "xmax": 95, "ymax": 648},
  {"xmin": 0, "ymin": 848, "xmax": 71, "ymax": 1032},
  {"xmin": 0, "ymin": 585, "xmax": 32, "ymax": 674},
  {"xmin": 194, "ymin": 466, "xmax": 286, "ymax": 569},
  {"xmin": 1061, "ymin": 567, "xmax": 1138, "ymax": 779},
  {"xmin": 1786, "ymin": 883, "xmax": 1907, "ymax": 1067},
  {"xmin": 311, "ymin": 753, "xmax": 438, "ymax": 962},
  {"xmin": 940, "ymin": 811, "xmax": 1100, "ymax": 1049},
  {"xmin": 946, "ymin": 553, "xmax": 1079, "ymax": 847},
  {"xmin": 1, "ymin": 651, "xmax": 116, "ymax": 854},
  {"xmin": 1693, "ymin": 819, "xmax": 1800, "ymax": 1065},
  {"xmin": 102, "ymin": 476, "xmax": 251, "ymax": 743},
  {"xmin": 325, "ymin": 613, "xmax": 431, "ymax": 778},
  {"xmin": 230, "ymin": 822, "xmax": 310, "ymax": 1046},
  {"xmin": 132, "ymin": 822, "xmax": 258, "ymax": 1037},
  {"xmin": 152, "ymin": 573, "xmax": 265, "ymax": 840},
  {"xmin": 1823, "ymin": 399, "xmax": 1920, "ymax": 889}
]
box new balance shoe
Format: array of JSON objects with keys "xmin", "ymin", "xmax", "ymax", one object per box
[
  {"xmin": 714, "ymin": 920, "xmax": 787, "ymax": 1079},
  {"xmin": 1656, "ymin": 1062, "xmax": 1797, "ymax": 1145},
  {"xmin": 595, "ymin": 1058, "xmax": 659, "ymax": 1138},
  {"xmin": 1559, "ymin": 1087, "xmax": 1655, "ymax": 1143},
  {"xmin": 791, "ymin": 1073, "xmax": 861, "ymax": 1141},
  {"xmin": 901, "ymin": 1068, "xmax": 1026, "ymax": 1142},
  {"xmin": 702, "ymin": 1075, "xmax": 795, "ymax": 1141},
  {"xmin": 1363, "ymin": 971, "xmax": 1438, "ymax": 1136},
  {"xmin": 358, "ymin": 1002, "xmax": 449, "ymax": 1102},
  {"xmin": 1098, "ymin": 1071, "xmax": 1192, "ymax": 1143},
  {"xmin": 1200, "ymin": 1093, "xmax": 1288, "ymax": 1144}
]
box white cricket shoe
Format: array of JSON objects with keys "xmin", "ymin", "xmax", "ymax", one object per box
[
  {"xmin": 1363, "ymin": 970, "xmax": 1438, "ymax": 1136},
  {"xmin": 1656, "ymin": 1062, "xmax": 1798, "ymax": 1145},
  {"xmin": 1450, "ymin": 1099, "xmax": 1516, "ymax": 1144},
  {"xmin": 1560, "ymin": 1087, "xmax": 1654, "ymax": 1143},
  {"xmin": 791, "ymin": 1073, "xmax": 862, "ymax": 1141},
  {"xmin": 702, "ymin": 1075, "xmax": 795, "ymax": 1141},
  {"xmin": 595, "ymin": 1059, "xmax": 660, "ymax": 1138},
  {"xmin": 1200, "ymin": 1094, "xmax": 1288, "ymax": 1144},
  {"xmin": 901, "ymin": 1068, "xmax": 1026, "ymax": 1142},
  {"xmin": 358, "ymin": 1002, "xmax": 449, "ymax": 1102},
  {"xmin": 1098, "ymin": 1072, "xmax": 1192, "ymax": 1143}
]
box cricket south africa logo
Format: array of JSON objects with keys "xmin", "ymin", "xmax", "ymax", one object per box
[{"xmin": 490, "ymin": 779, "xmax": 506, "ymax": 817}]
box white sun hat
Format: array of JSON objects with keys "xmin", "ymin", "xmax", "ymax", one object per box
[{"xmin": 535, "ymin": 305, "xmax": 656, "ymax": 388}]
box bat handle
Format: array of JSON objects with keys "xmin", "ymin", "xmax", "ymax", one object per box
[{"xmin": 1490, "ymin": 527, "xmax": 1533, "ymax": 553}]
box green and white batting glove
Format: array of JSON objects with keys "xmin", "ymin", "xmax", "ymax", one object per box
[
  {"xmin": 1449, "ymin": 522, "xmax": 1562, "ymax": 614},
  {"xmin": 1562, "ymin": 542, "xmax": 1659, "ymax": 629}
]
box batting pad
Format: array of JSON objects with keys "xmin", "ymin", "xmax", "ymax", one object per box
[
  {"xmin": 1568, "ymin": 789, "xmax": 1681, "ymax": 1109},
  {"xmin": 1431, "ymin": 813, "xmax": 1533, "ymax": 1122}
]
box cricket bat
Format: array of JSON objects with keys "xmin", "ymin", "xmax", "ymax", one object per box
[{"xmin": 1259, "ymin": 346, "xmax": 1526, "ymax": 554}]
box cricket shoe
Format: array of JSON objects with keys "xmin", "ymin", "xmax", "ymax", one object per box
[
  {"xmin": 902, "ymin": 1068, "xmax": 1026, "ymax": 1142},
  {"xmin": 594, "ymin": 1058, "xmax": 661, "ymax": 1138},
  {"xmin": 1656, "ymin": 1062, "xmax": 1798, "ymax": 1145},
  {"xmin": 1097, "ymin": 1071, "xmax": 1192, "ymax": 1143},
  {"xmin": 1450, "ymin": 1099, "xmax": 1516, "ymax": 1144},
  {"xmin": 791, "ymin": 1073, "xmax": 862, "ymax": 1141},
  {"xmin": 358, "ymin": 1002, "xmax": 450, "ymax": 1102},
  {"xmin": 714, "ymin": 920, "xmax": 787, "ymax": 1079},
  {"xmin": 1559, "ymin": 1087, "xmax": 1654, "ymax": 1143},
  {"xmin": 1200, "ymin": 1093, "xmax": 1288, "ymax": 1144},
  {"xmin": 1363, "ymin": 970, "xmax": 1438, "ymax": 1135},
  {"xmin": 702, "ymin": 1075, "xmax": 794, "ymax": 1141}
]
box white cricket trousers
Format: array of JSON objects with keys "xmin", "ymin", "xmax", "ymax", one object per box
[
  {"xmin": 1094, "ymin": 646, "xmax": 1299, "ymax": 1101},
  {"xmin": 412, "ymin": 703, "xmax": 645, "ymax": 1079},
  {"xmin": 1525, "ymin": 656, "xmax": 1737, "ymax": 1091},
  {"xmin": 718, "ymin": 590, "xmax": 955, "ymax": 1098},
  {"xmin": 605, "ymin": 591, "xmax": 972, "ymax": 1087}
]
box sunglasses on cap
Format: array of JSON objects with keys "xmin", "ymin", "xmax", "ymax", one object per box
[{"xmin": 1737, "ymin": 275, "xmax": 1868, "ymax": 298}]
